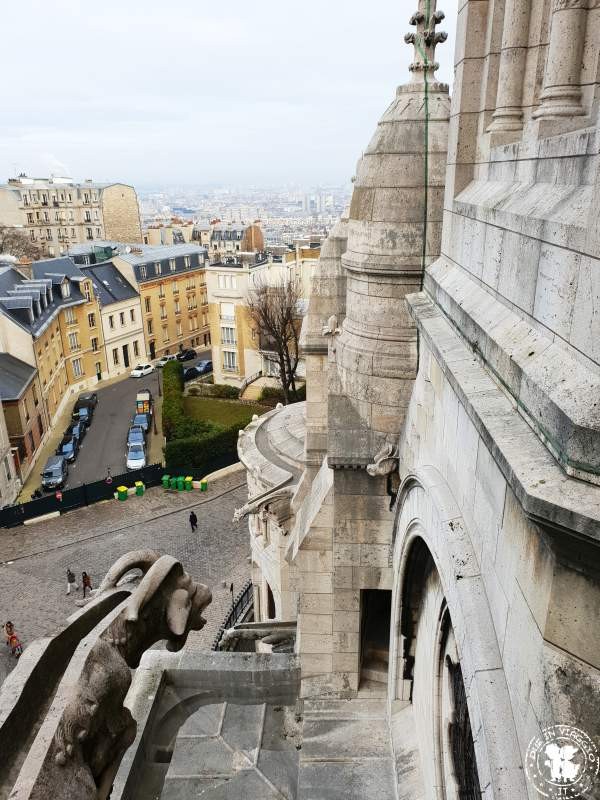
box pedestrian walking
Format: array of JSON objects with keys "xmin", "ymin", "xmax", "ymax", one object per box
[
  {"xmin": 82, "ymin": 571, "xmax": 93, "ymax": 598},
  {"xmin": 4, "ymin": 621, "xmax": 22, "ymax": 657},
  {"xmin": 189, "ymin": 510, "xmax": 198, "ymax": 532},
  {"xmin": 66, "ymin": 568, "xmax": 79, "ymax": 595}
]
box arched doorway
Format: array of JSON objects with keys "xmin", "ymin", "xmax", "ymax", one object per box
[{"xmin": 399, "ymin": 538, "xmax": 481, "ymax": 800}]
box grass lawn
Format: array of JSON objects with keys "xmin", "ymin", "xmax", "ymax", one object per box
[{"xmin": 183, "ymin": 397, "xmax": 267, "ymax": 428}]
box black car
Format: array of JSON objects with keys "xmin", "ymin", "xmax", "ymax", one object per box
[
  {"xmin": 78, "ymin": 391, "xmax": 98, "ymax": 408},
  {"xmin": 67, "ymin": 420, "xmax": 86, "ymax": 443},
  {"xmin": 72, "ymin": 397, "xmax": 95, "ymax": 426},
  {"xmin": 177, "ymin": 348, "xmax": 197, "ymax": 362},
  {"xmin": 56, "ymin": 432, "xmax": 80, "ymax": 463},
  {"xmin": 183, "ymin": 366, "xmax": 202, "ymax": 383}
]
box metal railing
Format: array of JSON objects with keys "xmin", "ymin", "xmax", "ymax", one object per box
[{"xmin": 211, "ymin": 579, "xmax": 253, "ymax": 650}]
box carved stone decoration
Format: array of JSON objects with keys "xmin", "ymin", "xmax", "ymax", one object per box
[
  {"xmin": 321, "ymin": 314, "xmax": 341, "ymax": 336},
  {"xmin": 50, "ymin": 550, "xmax": 212, "ymax": 800},
  {"xmin": 404, "ymin": 1, "xmax": 448, "ymax": 79},
  {"xmin": 366, "ymin": 442, "xmax": 399, "ymax": 477},
  {"xmin": 219, "ymin": 625, "xmax": 296, "ymax": 653},
  {"xmin": 233, "ymin": 486, "xmax": 295, "ymax": 524}
]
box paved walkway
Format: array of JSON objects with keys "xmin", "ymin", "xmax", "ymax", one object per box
[{"xmin": 0, "ymin": 472, "xmax": 251, "ymax": 684}]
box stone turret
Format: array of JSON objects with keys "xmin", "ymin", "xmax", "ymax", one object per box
[{"xmin": 328, "ymin": 3, "xmax": 450, "ymax": 467}]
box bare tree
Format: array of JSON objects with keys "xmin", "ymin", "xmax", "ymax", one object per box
[
  {"xmin": 247, "ymin": 276, "xmax": 302, "ymax": 404},
  {"xmin": 0, "ymin": 225, "xmax": 41, "ymax": 260}
]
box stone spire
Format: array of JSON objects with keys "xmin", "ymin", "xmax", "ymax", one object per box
[{"xmin": 404, "ymin": 0, "xmax": 448, "ymax": 82}]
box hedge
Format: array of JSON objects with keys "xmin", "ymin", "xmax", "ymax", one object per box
[
  {"xmin": 163, "ymin": 361, "xmax": 214, "ymax": 440},
  {"xmin": 164, "ymin": 423, "xmax": 240, "ymax": 475},
  {"xmin": 259, "ymin": 382, "xmax": 306, "ymax": 405}
]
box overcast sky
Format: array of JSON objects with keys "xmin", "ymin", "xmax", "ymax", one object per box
[{"xmin": 2, "ymin": 0, "xmax": 457, "ymax": 189}]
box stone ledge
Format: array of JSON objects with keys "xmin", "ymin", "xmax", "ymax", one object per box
[
  {"xmin": 425, "ymin": 258, "xmax": 600, "ymax": 482},
  {"xmin": 406, "ymin": 289, "xmax": 600, "ymax": 541}
]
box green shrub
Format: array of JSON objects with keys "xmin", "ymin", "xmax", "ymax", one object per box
[
  {"xmin": 164, "ymin": 423, "xmax": 240, "ymax": 474},
  {"xmin": 162, "ymin": 361, "xmax": 210, "ymax": 441},
  {"xmin": 259, "ymin": 382, "xmax": 306, "ymax": 405}
]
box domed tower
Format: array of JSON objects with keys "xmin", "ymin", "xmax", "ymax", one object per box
[
  {"xmin": 328, "ymin": 3, "xmax": 450, "ymax": 467},
  {"xmin": 241, "ymin": 222, "xmax": 264, "ymax": 253}
]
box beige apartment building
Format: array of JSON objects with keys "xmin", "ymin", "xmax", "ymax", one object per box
[
  {"xmin": 0, "ymin": 396, "xmax": 21, "ymax": 505},
  {"xmin": 111, "ymin": 244, "xmax": 210, "ymax": 360},
  {"xmin": 80, "ymin": 262, "xmax": 144, "ymax": 378},
  {"xmin": 0, "ymin": 176, "xmax": 142, "ymax": 257}
]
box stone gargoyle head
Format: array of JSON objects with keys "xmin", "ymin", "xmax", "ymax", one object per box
[{"xmin": 97, "ymin": 550, "xmax": 212, "ymax": 667}]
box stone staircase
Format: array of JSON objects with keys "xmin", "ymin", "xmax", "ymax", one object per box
[
  {"xmin": 297, "ymin": 697, "xmax": 396, "ymax": 799},
  {"xmin": 358, "ymin": 646, "xmax": 389, "ymax": 698}
]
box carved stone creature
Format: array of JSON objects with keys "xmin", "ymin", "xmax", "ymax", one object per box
[
  {"xmin": 321, "ymin": 314, "xmax": 341, "ymax": 336},
  {"xmin": 219, "ymin": 626, "xmax": 296, "ymax": 653},
  {"xmin": 233, "ymin": 486, "xmax": 294, "ymax": 524},
  {"xmin": 50, "ymin": 550, "xmax": 212, "ymax": 800},
  {"xmin": 366, "ymin": 442, "xmax": 399, "ymax": 476}
]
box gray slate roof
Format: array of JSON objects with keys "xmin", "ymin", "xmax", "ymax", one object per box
[
  {"xmin": 79, "ymin": 261, "xmax": 138, "ymax": 306},
  {"xmin": 0, "ymin": 353, "xmax": 36, "ymax": 400}
]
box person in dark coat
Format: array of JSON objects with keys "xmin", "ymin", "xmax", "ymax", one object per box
[
  {"xmin": 82, "ymin": 571, "xmax": 92, "ymax": 598},
  {"xmin": 189, "ymin": 511, "xmax": 198, "ymax": 532}
]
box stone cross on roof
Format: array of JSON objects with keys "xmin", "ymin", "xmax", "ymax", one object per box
[{"xmin": 404, "ymin": 0, "xmax": 448, "ymax": 80}]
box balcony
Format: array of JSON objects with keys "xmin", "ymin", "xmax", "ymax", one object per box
[{"xmin": 220, "ymin": 315, "xmax": 235, "ymax": 322}]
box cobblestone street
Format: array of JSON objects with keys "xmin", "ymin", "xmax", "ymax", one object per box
[{"xmin": 0, "ymin": 471, "xmax": 251, "ymax": 684}]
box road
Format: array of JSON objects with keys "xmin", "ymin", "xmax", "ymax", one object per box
[{"xmin": 61, "ymin": 349, "xmax": 212, "ymax": 488}]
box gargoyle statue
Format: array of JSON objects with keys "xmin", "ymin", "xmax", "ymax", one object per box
[
  {"xmin": 50, "ymin": 550, "xmax": 212, "ymax": 800},
  {"xmin": 219, "ymin": 625, "xmax": 296, "ymax": 653},
  {"xmin": 233, "ymin": 485, "xmax": 294, "ymax": 524},
  {"xmin": 321, "ymin": 314, "xmax": 341, "ymax": 336},
  {"xmin": 366, "ymin": 442, "xmax": 399, "ymax": 477}
]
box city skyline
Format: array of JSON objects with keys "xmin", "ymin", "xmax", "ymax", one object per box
[{"xmin": 2, "ymin": 0, "xmax": 457, "ymax": 187}]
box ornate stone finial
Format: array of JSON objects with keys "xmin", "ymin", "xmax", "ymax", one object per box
[{"xmin": 404, "ymin": 0, "xmax": 448, "ymax": 80}]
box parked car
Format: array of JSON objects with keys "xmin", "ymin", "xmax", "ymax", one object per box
[
  {"xmin": 127, "ymin": 425, "xmax": 145, "ymax": 447},
  {"xmin": 41, "ymin": 455, "xmax": 68, "ymax": 491},
  {"xmin": 67, "ymin": 420, "xmax": 86, "ymax": 443},
  {"xmin": 77, "ymin": 391, "xmax": 98, "ymax": 409},
  {"xmin": 74, "ymin": 406, "xmax": 92, "ymax": 428},
  {"xmin": 155, "ymin": 354, "xmax": 177, "ymax": 368},
  {"xmin": 130, "ymin": 363, "xmax": 154, "ymax": 378},
  {"xmin": 196, "ymin": 360, "xmax": 213, "ymax": 375},
  {"xmin": 131, "ymin": 412, "xmax": 151, "ymax": 434},
  {"xmin": 126, "ymin": 443, "xmax": 146, "ymax": 471},
  {"xmin": 177, "ymin": 348, "xmax": 196, "ymax": 362},
  {"xmin": 183, "ymin": 366, "xmax": 202, "ymax": 383},
  {"xmin": 56, "ymin": 432, "xmax": 80, "ymax": 463}
]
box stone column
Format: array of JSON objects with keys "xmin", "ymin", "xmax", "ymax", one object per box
[
  {"xmin": 488, "ymin": 0, "xmax": 531, "ymax": 131},
  {"xmin": 533, "ymin": 0, "xmax": 587, "ymax": 119}
]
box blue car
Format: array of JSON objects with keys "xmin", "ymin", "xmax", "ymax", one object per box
[
  {"xmin": 127, "ymin": 425, "xmax": 146, "ymax": 446},
  {"xmin": 56, "ymin": 432, "xmax": 80, "ymax": 463},
  {"xmin": 131, "ymin": 413, "xmax": 150, "ymax": 434}
]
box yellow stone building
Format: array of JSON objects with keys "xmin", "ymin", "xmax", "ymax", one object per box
[
  {"xmin": 111, "ymin": 244, "xmax": 210, "ymax": 359},
  {"xmin": 0, "ymin": 258, "xmax": 106, "ymax": 424}
]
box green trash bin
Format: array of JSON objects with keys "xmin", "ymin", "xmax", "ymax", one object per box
[
  {"xmin": 162, "ymin": 474, "xmax": 170, "ymax": 489},
  {"xmin": 177, "ymin": 476, "xmax": 185, "ymax": 492},
  {"xmin": 184, "ymin": 476, "xmax": 193, "ymax": 491},
  {"xmin": 200, "ymin": 479, "xmax": 208, "ymax": 492},
  {"xmin": 135, "ymin": 481, "xmax": 145, "ymax": 496},
  {"xmin": 117, "ymin": 485, "xmax": 128, "ymax": 501},
  {"xmin": 169, "ymin": 477, "xmax": 177, "ymax": 490}
]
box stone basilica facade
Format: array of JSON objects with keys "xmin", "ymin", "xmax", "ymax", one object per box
[{"xmin": 238, "ymin": 0, "xmax": 600, "ymax": 796}]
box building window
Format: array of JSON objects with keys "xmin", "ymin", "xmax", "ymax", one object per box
[
  {"xmin": 64, "ymin": 307, "xmax": 76, "ymax": 324},
  {"xmin": 84, "ymin": 284, "xmax": 91, "ymax": 302},
  {"xmin": 84, "ymin": 211, "xmax": 91, "ymax": 222},
  {"xmin": 109, "ymin": 314, "xmax": 114, "ymax": 329},
  {"xmin": 112, "ymin": 348, "xmax": 119, "ymax": 366},
  {"xmin": 147, "ymin": 319, "xmax": 153, "ymax": 335},
  {"xmin": 95, "ymin": 361, "xmax": 102, "ymax": 376},
  {"xmin": 169, "ymin": 258, "xmax": 176, "ymax": 272},
  {"xmin": 87, "ymin": 312, "xmax": 96, "ymax": 328},
  {"xmin": 133, "ymin": 340, "xmax": 139, "ymax": 357},
  {"xmin": 160, "ymin": 304, "xmax": 167, "ymax": 320},
  {"xmin": 91, "ymin": 336, "xmax": 99, "ymax": 352},
  {"xmin": 86, "ymin": 227, "xmax": 93, "ymax": 240},
  {"xmin": 130, "ymin": 308, "xmax": 135, "ymax": 322},
  {"xmin": 33, "ymin": 384, "xmax": 39, "ymax": 406},
  {"xmin": 119, "ymin": 311, "xmax": 125, "ymax": 326},
  {"xmin": 186, "ymin": 278, "xmax": 195, "ymax": 290},
  {"xmin": 29, "ymin": 230, "xmax": 36, "ymax": 242},
  {"xmin": 172, "ymin": 281, "xmax": 179, "ymax": 295},
  {"xmin": 158, "ymin": 285, "xmax": 165, "ymax": 298},
  {"xmin": 68, "ymin": 332, "xmax": 80, "ymax": 351},
  {"xmin": 162, "ymin": 326, "xmax": 169, "ymax": 342},
  {"xmin": 155, "ymin": 262, "xmax": 162, "ymax": 275},
  {"xmin": 221, "ymin": 326, "xmax": 236, "ymax": 345},
  {"xmin": 220, "ymin": 302, "xmax": 235, "ymax": 321},
  {"xmin": 83, "ymin": 192, "xmax": 90, "ymax": 204},
  {"xmin": 176, "ymin": 321, "xmax": 182, "ymax": 337},
  {"xmin": 139, "ymin": 265, "xmax": 147, "ymax": 279},
  {"xmin": 37, "ymin": 415, "xmax": 44, "ymax": 438},
  {"xmin": 223, "ymin": 350, "xmax": 237, "ymax": 372},
  {"xmin": 175, "ymin": 301, "xmax": 181, "ymax": 314},
  {"xmin": 72, "ymin": 358, "xmax": 83, "ymax": 378},
  {"xmin": 184, "ymin": 256, "xmax": 191, "ymax": 268},
  {"xmin": 144, "ymin": 297, "xmax": 151, "ymax": 313}
]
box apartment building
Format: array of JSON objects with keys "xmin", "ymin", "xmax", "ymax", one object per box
[
  {"xmin": 0, "ymin": 395, "xmax": 22, "ymax": 505},
  {"xmin": 207, "ymin": 247, "xmax": 318, "ymax": 388},
  {"xmin": 80, "ymin": 262, "xmax": 144, "ymax": 378},
  {"xmin": 143, "ymin": 219, "xmax": 196, "ymax": 246},
  {"xmin": 207, "ymin": 222, "xmax": 264, "ymax": 260},
  {"xmin": 0, "ymin": 175, "xmax": 142, "ymax": 258},
  {"xmin": 111, "ymin": 244, "xmax": 209, "ymax": 360},
  {"xmin": 0, "ymin": 258, "xmax": 107, "ymax": 423},
  {"xmin": 0, "ymin": 353, "xmax": 48, "ymax": 483}
]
